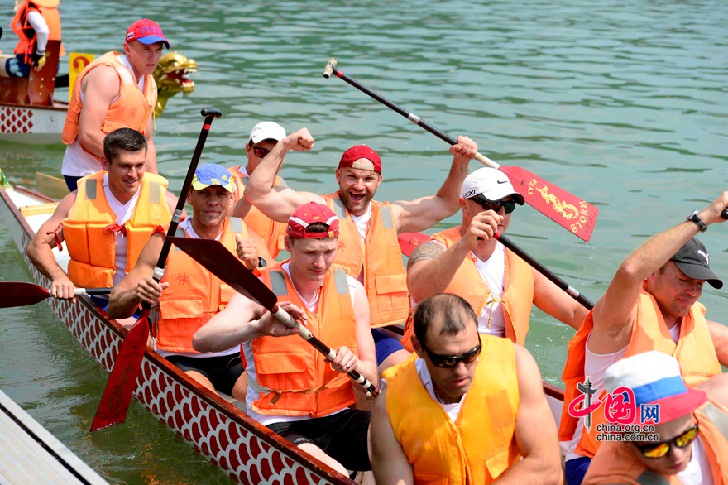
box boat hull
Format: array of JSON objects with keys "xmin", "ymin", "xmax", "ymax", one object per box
[
  {"xmin": 0, "ymin": 103, "xmax": 68, "ymax": 145},
  {"xmin": 0, "ymin": 182, "xmax": 352, "ymax": 485}
]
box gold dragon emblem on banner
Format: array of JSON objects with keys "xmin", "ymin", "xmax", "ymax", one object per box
[{"xmin": 529, "ymin": 179, "xmax": 579, "ymax": 220}]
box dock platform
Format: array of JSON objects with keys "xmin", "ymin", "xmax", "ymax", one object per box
[{"xmin": 0, "ymin": 389, "xmax": 107, "ymax": 484}]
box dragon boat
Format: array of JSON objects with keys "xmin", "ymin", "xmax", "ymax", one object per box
[
  {"xmin": 0, "ymin": 168, "xmax": 566, "ymax": 483},
  {"xmin": 0, "ymin": 41, "xmax": 197, "ymax": 145}
]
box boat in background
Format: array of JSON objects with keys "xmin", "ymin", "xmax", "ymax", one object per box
[{"xmin": 0, "ymin": 41, "xmax": 197, "ymax": 145}]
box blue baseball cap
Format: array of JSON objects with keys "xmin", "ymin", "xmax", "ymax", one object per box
[{"xmin": 191, "ymin": 164, "xmax": 236, "ymax": 193}]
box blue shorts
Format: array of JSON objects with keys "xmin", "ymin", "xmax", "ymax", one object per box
[
  {"xmin": 5, "ymin": 55, "xmax": 31, "ymax": 78},
  {"xmin": 371, "ymin": 328, "xmax": 405, "ymax": 366},
  {"xmin": 565, "ymin": 456, "xmax": 591, "ymax": 485}
]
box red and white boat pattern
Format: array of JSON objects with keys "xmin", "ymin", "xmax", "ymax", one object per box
[{"xmin": 0, "ymin": 184, "xmax": 353, "ymax": 485}]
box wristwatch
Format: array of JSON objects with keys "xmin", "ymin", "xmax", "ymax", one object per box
[{"xmin": 687, "ymin": 210, "xmax": 707, "ymax": 233}]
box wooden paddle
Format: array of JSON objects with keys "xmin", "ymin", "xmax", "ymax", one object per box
[
  {"xmin": 399, "ymin": 232, "xmax": 594, "ymax": 309},
  {"xmin": 90, "ymin": 107, "xmax": 223, "ymax": 432},
  {"xmin": 323, "ymin": 58, "xmax": 599, "ymax": 242},
  {"xmin": 0, "ymin": 281, "xmax": 110, "ymax": 308},
  {"xmin": 169, "ymin": 236, "xmax": 381, "ymax": 398}
]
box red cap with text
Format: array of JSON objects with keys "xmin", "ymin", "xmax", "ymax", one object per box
[
  {"xmin": 126, "ymin": 19, "xmax": 170, "ymax": 49},
  {"xmin": 338, "ymin": 145, "xmax": 382, "ymax": 173},
  {"xmin": 287, "ymin": 203, "xmax": 340, "ymax": 239}
]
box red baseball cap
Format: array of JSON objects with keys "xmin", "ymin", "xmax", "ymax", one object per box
[
  {"xmin": 338, "ymin": 145, "xmax": 381, "ymax": 174},
  {"xmin": 287, "ymin": 203, "xmax": 340, "ymax": 239},
  {"xmin": 126, "ymin": 19, "xmax": 170, "ymax": 49}
]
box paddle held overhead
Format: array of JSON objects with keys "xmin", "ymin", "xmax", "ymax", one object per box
[{"xmin": 323, "ymin": 58, "xmax": 599, "ymax": 242}]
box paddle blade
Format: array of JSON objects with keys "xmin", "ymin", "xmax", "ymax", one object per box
[
  {"xmin": 500, "ymin": 165, "xmax": 598, "ymax": 242},
  {"xmin": 398, "ymin": 232, "xmax": 429, "ymax": 257},
  {"xmin": 90, "ymin": 316, "xmax": 149, "ymax": 432},
  {"xmin": 169, "ymin": 237, "xmax": 279, "ymax": 310},
  {"xmin": 0, "ymin": 281, "xmax": 51, "ymax": 308}
]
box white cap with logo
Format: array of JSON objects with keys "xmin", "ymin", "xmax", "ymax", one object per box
[
  {"xmin": 460, "ymin": 167, "xmax": 524, "ymax": 204},
  {"xmin": 249, "ymin": 122, "xmax": 286, "ymax": 143}
]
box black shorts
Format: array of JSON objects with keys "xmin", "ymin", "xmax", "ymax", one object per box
[
  {"xmin": 165, "ymin": 353, "xmax": 244, "ymax": 396},
  {"xmin": 267, "ymin": 409, "xmax": 371, "ymax": 471}
]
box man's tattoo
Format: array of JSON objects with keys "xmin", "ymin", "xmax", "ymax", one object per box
[{"xmin": 406, "ymin": 241, "xmax": 445, "ymax": 270}]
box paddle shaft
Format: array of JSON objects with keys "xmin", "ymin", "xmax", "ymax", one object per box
[
  {"xmin": 494, "ymin": 232, "xmax": 594, "ymax": 309},
  {"xmin": 168, "ymin": 236, "xmax": 380, "ymax": 398},
  {"xmin": 148, "ymin": 108, "xmax": 223, "ymax": 304},
  {"xmin": 324, "ymin": 61, "xmax": 496, "ymax": 169},
  {"xmin": 270, "ymin": 307, "xmax": 380, "ymax": 398}
]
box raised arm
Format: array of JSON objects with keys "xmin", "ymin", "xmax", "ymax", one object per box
[
  {"xmin": 370, "ymin": 383, "xmax": 415, "ymax": 485},
  {"xmin": 493, "ymin": 345, "xmax": 562, "ymax": 484},
  {"xmin": 193, "ymin": 292, "xmax": 302, "ymax": 352},
  {"xmin": 391, "ymin": 136, "xmax": 475, "ymax": 234},
  {"xmin": 243, "ymin": 128, "xmax": 324, "ymax": 222},
  {"xmin": 77, "ymin": 66, "xmax": 121, "ymax": 161},
  {"xmin": 26, "ymin": 193, "xmax": 76, "ymax": 299},
  {"xmin": 107, "ymin": 234, "xmax": 164, "ymax": 318},
  {"xmin": 591, "ymin": 192, "xmax": 728, "ymax": 353},
  {"xmin": 533, "ymin": 269, "xmax": 589, "ymax": 331}
]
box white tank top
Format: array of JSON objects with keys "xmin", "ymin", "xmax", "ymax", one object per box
[{"xmin": 61, "ymin": 55, "xmax": 146, "ymax": 177}]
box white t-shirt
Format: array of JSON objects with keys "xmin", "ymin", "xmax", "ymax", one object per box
[
  {"xmin": 416, "ymin": 358, "xmax": 464, "ymax": 421},
  {"xmin": 61, "ymin": 55, "xmax": 146, "ymax": 177},
  {"xmin": 677, "ymin": 436, "xmax": 715, "ymax": 485},
  {"xmin": 244, "ymin": 263, "xmax": 362, "ymax": 426},
  {"xmin": 101, "ymin": 173, "xmax": 141, "ymax": 288}
]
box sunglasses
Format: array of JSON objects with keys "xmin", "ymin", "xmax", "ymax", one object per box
[
  {"xmin": 252, "ymin": 145, "xmax": 270, "ymax": 158},
  {"xmin": 470, "ymin": 195, "xmax": 517, "ymax": 214},
  {"xmin": 634, "ymin": 423, "xmax": 699, "ymax": 459},
  {"xmin": 421, "ymin": 342, "xmax": 481, "ymax": 368}
]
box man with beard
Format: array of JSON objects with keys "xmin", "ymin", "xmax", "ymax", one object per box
[
  {"xmin": 370, "ymin": 293, "xmax": 562, "ymax": 484},
  {"xmin": 560, "ymin": 191, "xmax": 728, "ymax": 485},
  {"xmin": 243, "ymin": 127, "xmax": 477, "ymax": 371},
  {"xmin": 108, "ymin": 164, "xmax": 270, "ymax": 399}
]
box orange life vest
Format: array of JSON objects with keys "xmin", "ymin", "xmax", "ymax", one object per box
[
  {"xmin": 249, "ymin": 265, "xmax": 357, "ymax": 417},
  {"xmin": 583, "ymin": 400, "xmax": 728, "ymax": 485},
  {"xmin": 64, "ymin": 171, "xmax": 171, "ymax": 288},
  {"xmin": 11, "ymin": 0, "xmax": 65, "ymax": 63},
  {"xmin": 62, "ymin": 52, "xmax": 157, "ymax": 153},
  {"xmin": 227, "ymin": 166, "xmax": 287, "ymax": 259},
  {"xmin": 559, "ymin": 291, "xmax": 722, "ymax": 459},
  {"xmin": 401, "ymin": 226, "xmax": 534, "ymax": 351},
  {"xmin": 384, "ymin": 335, "xmax": 521, "ymax": 484},
  {"xmin": 156, "ymin": 218, "xmax": 246, "ymax": 353},
  {"xmin": 324, "ymin": 194, "xmax": 409, "ymax": 328}
]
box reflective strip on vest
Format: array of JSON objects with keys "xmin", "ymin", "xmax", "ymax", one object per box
[
  {"xmin": 172, "ymin": 226, "xmax": 185, "ymax": 250},
  {"xmin": 635, "ymin": 470, "xmax": 670, "ymax": 485},
  {"xmin": 333, "ymin": 268, "xmax": 349, "ymax": 295},
  {"xmin": 331, "ymin": 199, "xmax": 347, "ymax": 220},
  {"xmin": 85, "ymin": 179, "xmax": 97, "ymax": 200},
  {"xmin": 380, "ymin": 205, "xmax": 394, "ymax": 229},
  {"xmin": 270, "ymin": 270, "xmax": 288, "ymax": 297},
  {"xmin": 149, "ymin": 181, "xmax": 161, "ymax": 203},
  {"xmin": 703, "ymin": 403, "xmax": 728, "ymax": 438},
  {"xmin": 229, "ymin": 217, "xmax": 243, "ymax": 234}
]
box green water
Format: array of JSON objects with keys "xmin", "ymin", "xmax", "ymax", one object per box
[{"xmin": 1, "ymin": 1, "xmax": 727, "ymax": 483}]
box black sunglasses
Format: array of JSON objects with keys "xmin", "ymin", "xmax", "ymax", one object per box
[
  {"xmin": 470, "ymin": 195, "xmax": 517, "ymax": 214},
  {"xmin": 421, "ymin": 341, "xmax": 481, "ymax": 368},
  {"xmin": 634, "ymin": 423, "xmax": 699, "ymax": 459},
  {"xmin": 252, "ymin": 145, "xmax": 270, "ymax": 158}
]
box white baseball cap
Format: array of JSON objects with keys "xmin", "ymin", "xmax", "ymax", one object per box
[
  {"xmin": 249, "ymin": 122, "xmax": 286, "ymax": 143},
  {"xmin": 460, "ymin": 167, "xmax": 524, "ymax": 204}
]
